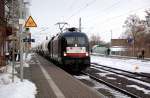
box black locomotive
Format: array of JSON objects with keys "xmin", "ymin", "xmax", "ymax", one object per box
[{"xmin": 36, "ymin": 28, "xmax": 90, "ymax": 73}]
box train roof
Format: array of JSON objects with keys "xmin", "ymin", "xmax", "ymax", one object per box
[
  {"xmin": 61, "ymin": 31, "xmax": 87, "ymax": 37},
  {"xmin": 49, "ymin": 31, "xmax": 88, "ymax": 41}
]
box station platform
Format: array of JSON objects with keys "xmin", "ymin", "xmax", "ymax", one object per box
[{"xmin": 24, "ymin": 54, "xmax": 104, "ymax": 98}]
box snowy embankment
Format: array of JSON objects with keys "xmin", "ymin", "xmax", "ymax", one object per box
[
  {"xmin": 91, "ymin": 55, "xmax": 150, "ymax": 73},
  {"xmin": 0, "ymin": 53, "xmax": 37, "ymax": 98}
]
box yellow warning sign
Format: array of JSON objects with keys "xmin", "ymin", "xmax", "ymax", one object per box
[{"xmin": 25, "ymin": 16, "xmax": 37, "ymax": 27}]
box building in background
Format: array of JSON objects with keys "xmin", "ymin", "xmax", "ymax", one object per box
[
  {"xmin": 0, "ymin": 0, "xmax": 30, "ymax": 67},
  {"xmin": 0, "ymin": 0, "xmax": 7, "ymax": 67}
]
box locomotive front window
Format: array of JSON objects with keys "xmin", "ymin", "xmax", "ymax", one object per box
[
  {"xmin": 77, "ymin": 37, "xmax": 86, "ymax": 45},
  {"xmin": 66, "ymin": 37, "xmax": 74, "ymax": 45},
  {"xmin": 66, "ymin": 36, "xmax": 86, "ymax": 45}
]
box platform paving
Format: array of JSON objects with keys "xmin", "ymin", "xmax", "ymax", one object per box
[{"xmin": 24, "ymin": 54, "xmax": 105, "ymax": 98}]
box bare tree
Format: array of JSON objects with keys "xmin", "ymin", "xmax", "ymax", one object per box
[
  {"xmin": 89, "ymin": 34, "xmax": 104, "ymax": 49},
  {"xmin": 145, "ymin": 8, "xmax": 150, "ymax": 27},
  {"xmin": 123, "ymin": 14, "xmax": 145, "ymax": 56}
]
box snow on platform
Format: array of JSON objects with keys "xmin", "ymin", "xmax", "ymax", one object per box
[{"xmin": 0, "ymin": 53, "xmax": 37, "ymax": 98}]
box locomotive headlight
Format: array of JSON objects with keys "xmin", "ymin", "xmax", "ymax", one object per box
[
  {"xmin": 64, "ymin": 52, "xmax": 67, "ymax": 56},
  {"xmin": 86, "ymin": 52, "xmax": 89, "ymax": 56},
  {"xmin": 75, "ymin": 44, "xmax": 77, "ymax": 47}
]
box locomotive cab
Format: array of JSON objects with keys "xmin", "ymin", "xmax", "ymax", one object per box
[{"xmin": 60, "ymin": 31, "xmax": 90, "ymax": 72}]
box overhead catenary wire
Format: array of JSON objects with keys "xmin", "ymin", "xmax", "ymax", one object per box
[
  {"xmin": 67, "ymin": 0, "xmax": 87, "ymax": 11},
  {"xmin": 66, "ymin": 0, "xmax": 149, "ymax": 34},
  {"xmin": 67, "ymin": 0, "xmax": 97, "ymax": 20},
  {"xmin": 86, "ymin": 0, "xmax": 122, "ymax": 22},
  {"xmin": 67, "ymin": 0, "xmax": 122, "ymax": 21},
  {"xmin": 86, "ymin": 4, "xmax": 150, "ymax": 33},
  {"xmin": 58, "ymin": 0, "xmax": 123, "ymax": 31},
  {"xmin": 60, "ymin": 0, "xmax": 91, "ymax": 23},
  {"xmin": 66, "ymin": 0, "xmax": 123, "ymax": 31}
]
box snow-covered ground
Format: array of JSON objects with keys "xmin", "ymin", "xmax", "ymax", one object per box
[
  {"xmin": 91, "ymin": 55, "xmax": 150, "ymax": 73},
  {"xmin": 0, "ymin": 53, "xmax": 37, "ymax": 98}
]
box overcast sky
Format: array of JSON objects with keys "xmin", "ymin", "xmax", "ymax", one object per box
[{"xmin": 30, "ymin": 0, "xmax": 150, "ymax": 46}]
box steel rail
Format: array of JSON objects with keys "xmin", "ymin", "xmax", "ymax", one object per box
[{"xmin": 81, "ymin": 71, "xmax": 140, "ymax": 98}]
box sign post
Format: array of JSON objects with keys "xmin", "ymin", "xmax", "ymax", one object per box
[
  {"xmin": 19, "ymin": 16, "xmax": 37, "ymax": 82},
  {"xmin": 24, "ymin": 16, "xmax": 37, "ymax": 59},
  {"xmin": 25, "ymin": 16, "xmax": 37, "ymax": 27}
]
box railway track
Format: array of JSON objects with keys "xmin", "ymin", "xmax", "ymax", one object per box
[
  {"xmin": 91, "ymin": 62, "xmax": 150, "ymax": 83},
  {"xmin": 79, "ymin": 63, "xmax": 150, "ymax": 98},
  {"xmin": 81, "ymin": 71, "xmax": 140, "ymax": 98}
]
